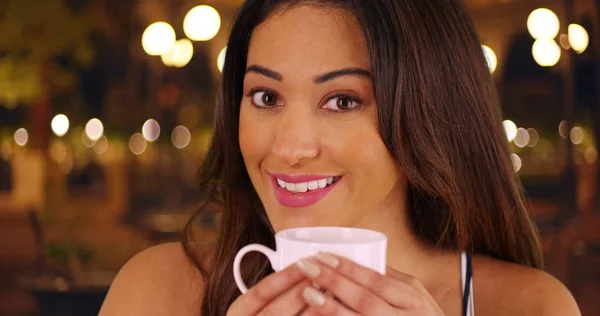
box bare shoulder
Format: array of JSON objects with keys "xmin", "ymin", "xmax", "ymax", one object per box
[
  {"xmin": 472, "ymin": 255, "xmax": 581, "ymax": 316},
  {"xmin": 99, "ymin": 242, "xmax": 211, "ymax": 316}
]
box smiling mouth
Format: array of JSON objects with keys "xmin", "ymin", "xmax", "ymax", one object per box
[
  {"xmin": 275, "ymin": 176, "xmax": 341, "ymax": 193},
  {"xmin": 269, "ymin": 173, "xmax": 343, "ymax": 208}
]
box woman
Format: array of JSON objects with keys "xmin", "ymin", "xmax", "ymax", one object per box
[{"xmin": 100, "ymin": 0, "xmax": 581, "ymax": 315}]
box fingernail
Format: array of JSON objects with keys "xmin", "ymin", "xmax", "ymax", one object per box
[
  {"xmin": 303, "ymin": 286, "xmax": 326, "ymax": 306},
  {"xmin": 296, "ymin": 259, "xmax": 321, "ymax": 278},
  {"xmin": 316, "ymin": 253, "xmax": 339, "ymax": 268}
]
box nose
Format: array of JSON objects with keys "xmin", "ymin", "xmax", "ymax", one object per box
[{"xmin": 272, "ymin": 107, "xmax": 320, "ymax": 166}]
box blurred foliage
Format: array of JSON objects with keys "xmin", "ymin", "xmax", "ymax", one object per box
[
  {"xmin": 0, "ymin": 0, "xmax": 95, "ymax": 108},
  {"xmin": 44, "ymin": 240, "xmax": 93, "ymax": 266}
]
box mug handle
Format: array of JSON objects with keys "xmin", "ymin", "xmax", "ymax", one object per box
[{"xmin": 233, "ymin": 244, "xmax": 278, "ymax": 293}]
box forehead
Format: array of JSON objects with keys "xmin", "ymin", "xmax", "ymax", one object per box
[{"xmin": 247, "ymin": 5, "xmax": 370, "ymax": 75}]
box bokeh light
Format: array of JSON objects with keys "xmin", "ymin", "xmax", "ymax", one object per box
[
  {"xmin": 532, "ymin": 39, "xmax": 561, "ymax": 67},
  {"xmin": 142, "ymin": 119, "xmax": 161, "ymax": 142},
  {"xmin": 171, "ymin": 125, "xmax": 192, "ymax": 149},
  {"xmin": 526, "ymin": 128, "xmax": 539, "ymax": 147},
  {"xmin": 85, "ymin": 118, "xmax": 104, "ymax": 141},
  {"xmin": 514, "ymin": 128, "xmax": 530, "ymax": 148},
  {"xmin": 183, "ymin": 5, "xmax": 221, "ymax": 41},
  {"xmin": 161, "ymin": 39, "xmax": 194, "ymax": 68},
  {"xmin": 14, "ymin": 128, "xmax": 28, "ymax": 146},
  {"xmin": 481, "ymin": 45, "xmax": 497, "ymax": 74},
  {"xmin": 559, "ymin": 120, "xmax": 569, "ymax": 139},
  {"xmin": 570, "ymin": 127, "xmax": 585, "ymax": 145},
  {"xmin": 51, "ymin": 114, "xmax": 70, "ymax": 137},
  {"xmin": 559, "ymin": 34, "xmax": 571, "ymax": 50},
  {"xmin": 129, "ymin": 133, "xmax": 147, "ymax": 155},
  {"xmin": 93, "ymin": 136, "xmax": 109, "ymax": 155},
  {"xmin": 568, "ymin": 24, "xmax": 589, "ymax": 54},
  {"xmin": 217, "ymin": 46, "xmax": 227, "ymax": 73},
  {"xmin": 81, "ymin": 132, "xmax": 96, "ymax": 148},
  {"xmin": 527, "ymin": 8, "xmax": 560, "ymax": 40},
  {"xmin": 142, "ymin": 22, "xmax": 176, "ymax": 56},
  {"xmin": 511, "ymin": 154, "xmax": 522, "ymax": 173},
  {"xmin": 503, "ymin": 120, "xmax": 518, "ymax": 142}
]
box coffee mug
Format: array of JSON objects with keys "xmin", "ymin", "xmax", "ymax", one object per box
[{"xmin": 233, "ymin": 226, "xmax": 387, "ymax": 293}]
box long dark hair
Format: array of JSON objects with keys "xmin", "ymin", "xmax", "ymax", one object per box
[{"xmin": 182, "ymin": 0, "xmax": 543, "ymax": 314}]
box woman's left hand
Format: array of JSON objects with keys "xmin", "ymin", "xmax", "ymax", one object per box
[{"xmin": 295, "ymin": 253, "xmax": 445, "ymax": 315}]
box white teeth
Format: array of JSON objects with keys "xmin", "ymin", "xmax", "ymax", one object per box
[
  {"xmin": 295, "ymin": 182, "xmax": 308, "ymax": 193},
  {"xmin": 285, "ymin": 182, "xmax": 296, "ymax": 192},
  {"xmin": 277, "ymin": 177, "xmax": 338, "ymax": 193},
  {"xmin": 318, "ymin": 179, "xmax": 327, "ymax": 189}
]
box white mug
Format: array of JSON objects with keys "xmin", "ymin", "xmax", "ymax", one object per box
[{"xmin": 233, "ymin": 226, "xmax": 387, "ymax": 293}]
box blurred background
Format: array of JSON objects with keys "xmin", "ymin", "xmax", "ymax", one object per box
[{"xmin": 0, "ymin": 0, "xmax": 599, "ymax": 315}]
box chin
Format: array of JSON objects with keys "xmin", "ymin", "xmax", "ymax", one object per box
[{"xmin": 269, "ymin": 210, "xmax": 343, "ymax": 232}]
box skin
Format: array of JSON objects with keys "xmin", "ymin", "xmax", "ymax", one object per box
[
  {"xmin": 99, "ymin": 5, "xmax": 581, "ymax": 316},
  {"xmin": 236, "ymin": 5, "xmax": 460, "ymax": 314},
  {"xmin": 239, "ymin": 3, "xmax": 403, "ymax": 234}
]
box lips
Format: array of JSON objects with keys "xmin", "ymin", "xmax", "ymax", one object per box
[{"xmin": 270, "ymin": 173, "xmax": 341, "ymax": 208}]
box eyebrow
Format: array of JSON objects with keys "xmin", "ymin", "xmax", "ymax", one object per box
[{"xmin": 245, "ymin": 64, "xmax": 371, "ymax": 83}]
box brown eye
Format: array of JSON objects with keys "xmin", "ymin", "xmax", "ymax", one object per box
[
  {"xmin": 337, "ymin": 98, "xmax": 353, "ymax": 111},
  {"xmin": 251, "ymin": 91, "xmax": 280, "ymax": 108},
  {"xmin": 262, "ymin": 93, "xmax": 278, "ymax": 106},
  {"xmin": 323, "ymin": 95, "xmax": 361, "ymax": 112}
]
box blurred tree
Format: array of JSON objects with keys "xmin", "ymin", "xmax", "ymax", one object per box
[{"xmin": 0, "ymin": 0, "xmax": 95, "ymax": 150}]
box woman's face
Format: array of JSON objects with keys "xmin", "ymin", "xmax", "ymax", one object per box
[{"xmin": 239, "ymin": 5, "xmax": 405, "ymax": 232}]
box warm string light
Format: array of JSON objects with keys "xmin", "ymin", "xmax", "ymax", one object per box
[
  {"xmin": 503, "ymin": 120, "xmax": 517, "ymax": 142},
  {"xmin": 481, "ymin": 45, "xmax": 497, "ymax": 74},
  {"xmin": 511, "ymin": 154, "xmax": 522, "ymax": 173},
  {"xmin": 162, "ymin": 39, "xmax": 194, "ymax": 67},
  {"xmin": 51, "ymin": 114, "xmax": 70, "ymax": 137},
  {"xmin": 129, "ymin": 133, "xmax": 147, "ymax": 156},
  {"xmin": 217, "ymin": 46, "xmax": 227, "ymax": 73},
  {"xmin": 527, "ymin": 8, "xmax": 560, "ymax": 40},
  {"xmin": 568, "ymin": 24, "xmax": 589, "ymax": 54},
  {"xmin": 13, "ymin": 128, "xmax": 28, "ymax": 146},
  {"xmin": 142, "ymin": 119, "xmax": 161, "ymax": 142},
  {"xmin": 171, "ymin": 125, "xmax": 191, "ymax": 149},
  {"xmin": 532, "ymin": 39, "xmax": 561, "ymax": 67},
  {"xmin": 527, "ymin": 8, "xmax": 589, "ymax": 67},
  {"xmin": 183, "ymin": 5, "xmax": 221, "ymax": 41},
  {"xmin": 143, "ymin": 6, "xmax": 221, "ymax": 68},
  {"xmin": 85, "ymin": 119, "xmax": 104, "ymax": 141},
  {"xmin": 142, "ymin": 22, "xmax": 176, "ymax": 56}
]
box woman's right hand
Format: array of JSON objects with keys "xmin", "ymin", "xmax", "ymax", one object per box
[{"xmin": 227, "ymin": 264, "xmax": 313, "ymax": 315}]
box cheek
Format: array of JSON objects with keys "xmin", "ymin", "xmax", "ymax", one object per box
[
  {"xmin": 239, "ymin": 110, "xmax": 257, "ymax": 165},
  {"xmin": 239, "ymin": 108, "xmax": 270, "ymax": 173},
  {"xmin": 337, "ymin": 122, "xmax": 400, "ymax": 200}
]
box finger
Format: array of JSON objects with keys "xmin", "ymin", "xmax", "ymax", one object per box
[
  {"xmin": 297, "ymin": 258, "xmax": 396, "ymax": 315},
  {"xmin": 257, "ymin": 280, "xmax": 312, "ymax": 316},
  {"xmin": 315, "ymin": 253, "xmax": 424, "ymax": 308},
  {"xmin": 301, "ymin": 286, "xmax": 360, "ymax": 316},
  {"xmin": 228, "ymin": 263, "xmax": 307, "ymax": 315},
  {"xmin": 297, "ymin": 306, "xmax": 318, "ymax": 316}
]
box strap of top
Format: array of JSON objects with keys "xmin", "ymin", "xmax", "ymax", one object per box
[{"xmin": 461, "ymin": 252, "xmax": 474, "ymax": 316}]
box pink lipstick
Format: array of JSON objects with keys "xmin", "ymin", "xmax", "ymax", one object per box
[{"xmin": 270, "ymin": 173, "xmax": 341, "ymax": 208}]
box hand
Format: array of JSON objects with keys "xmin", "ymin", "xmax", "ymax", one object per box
[
  {"xmin": 227, "ymin": 263, "xmax": 313, "ymax": 316},
  {"xmin": 295, "ymin": 253, "xmax": 446, "ymax": 315}
]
